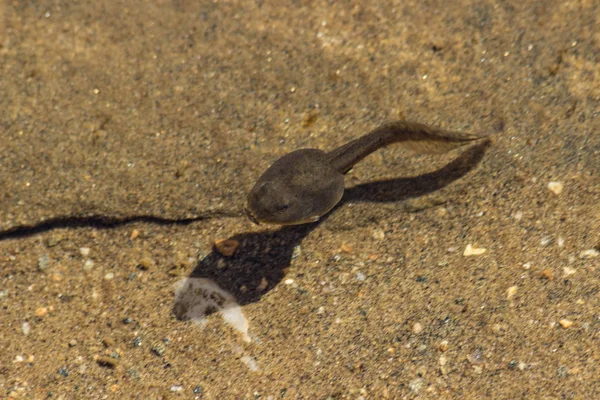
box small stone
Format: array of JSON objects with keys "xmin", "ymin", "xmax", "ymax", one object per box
[
  {"xmin": 563, "ymin": 267, "xmax": 576, "ymax": 277},
  {"xmin": 79, "ymin": 247, "xmax": 91, "ymax": 256},
  {"xmin": 340, "ymin": 243, "xmax": 353, "ymax": 253},
  {"xmin": 104, "ymin": 272, "xmax": 114, "ymax": 280},
  {"xmin": 284, "ymin": 278, "xmax": 294, "ymax": 285},
  {"xmin": 35, "ymin": 307, "xmax": 49, "ymax": 317},
  {"xmin": 214, "ymin": 239, "xmax": 239, "ymax": 257},
  {"xmin": 37, "ymin": 254, "xmax": 50, "ymax": 271},
  {"xmin": 464, "ymin": 244, "xmax": 486, "ymax": 256},
  {"xmin": 438, "ymin": 340, "xmax": 449, "ymax": 352},
  {"xmin": 170, "ymin": 385, "xmax": 183, "ymax": 393},
  {"xmin": 257, "ymin": 277, "xmax": 268, "ymax": 292},
  {"xmin": 50, "ymin": 271, "xmax": 64, "ymax": 282},
  {"xmin": 439, "ymin": 354, "xmax": 448, "ymax": 375},
  {"xmin": 540, "ymin": 269, "xmax": 554, "ymax": 280},
  {"xmin": 137, "ymin": 257, "xmax": 154, "ymax": 270},
  {"xmin": 548, "ymin": 181, "xmax": 563, "ymax": 195},
  {"xmin": 130, "ymin": 229, "xmax": 140, "ymax": 240},
  {"xmin": 507, "ymin": 286, "xmax": 518, "ymax": 299},
  {"xmin": 151, "ymin": 343, "xmax": 166, "ymax": 356},
  {"xmin": 413, "ymin": 322, "xmax": 423, "ymax": 334},
  {"xmin": 83, "ymin": 260, "xmax": 94, "ymax": 271},
  {"xmin": 292, "ymin": 245, "xmax": 302, "ymax": 259},
  {"xmin": 408, "ymin": 378, "xmax": 424, "ymax": 393},
  {"xmin": 580, "ymin": 249, "xmax": 599, "ymax": 258},
  {"xmin": 22, "ymin": 322, "xmax": 31, "ymax": 335},
  {"xmin": 355, "ymin": 272, "xmax": 366, "ymax": 281},
  {"xmin": 193, "ymin": 386, "xmax": 203, "ymax": 394},
  {"xmin": 559, "ymin": 319, "xmax": 573, "ymax": 329},
  {"xmin": 96, "ymin": 356, "xmax": 118, "ymax": 368},
  {"xmin": 372, "ymin": 229, "xmax": 385, "ymax": 240},
  {"xmin": 301, "ymin": 109, "xmax": 319, "ymax": 127},
  {"xmin": 132, "ymin": 337, "xmax": 143, "ymax": 347},
  {"xmin": 57, "ymin": 366, "xmax": 69, "ymax": 377}
]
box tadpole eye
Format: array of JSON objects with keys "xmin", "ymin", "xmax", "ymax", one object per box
[{"xmin": 277, "ymin": 204, "xmax": 290, "ymax": 212}]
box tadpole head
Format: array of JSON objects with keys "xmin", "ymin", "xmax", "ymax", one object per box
[{"xmin": 246, "ymin": 180, "xmax": 308, "ymax": 225}]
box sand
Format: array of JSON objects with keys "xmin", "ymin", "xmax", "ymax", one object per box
[{"xmin": 1, "ymin": 0, "xmax": 599, "ymax": 398}]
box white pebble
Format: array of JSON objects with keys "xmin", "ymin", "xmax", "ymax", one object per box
[
  {"xmin": 83, "ymin": 260, "xmax": 94, "ymax": 271},
  {"xmin": 170, "ymin": 385, "xmax": 183, "ymax": 392},
  {"xmin": 355, "ymin": 272, "xmax": 366, "ymax": 281},
  {"xmin": 548, "ymin": 181, "xmax": 563, "ymax": 195},
  {"xmin": 580, "ymin": 249, "xmax": 599, "ymax": 258},
  {"xmin": 464, "ymin": 244, "xmax": 487, "ymax": 256},
  {"xmin": 522, "ymin": 262, "xmax": 532, "ymax": 270},
  {"xmin": 79, "ymin": 247, "xmax": 91, "ymax": 256},
  {"xmin": 557, "ymin": 237, "xmax": 565, "ymax": 247},
  {"xmin": 563, "ymin": 267, "xmax": 576, "ymax": 277},
  {"xmin": 372, "ymin": 229, "xmax": 385, "ymax": 240},
  {"xmin": 104, "ymin": 272, "xmax": 114, "ymax": 280},
  {"xmin": 284, "ymin": 278, "xmax": 294, "ymax": 285},
  {"xmin": 22, "ymin": 322, "xmax": 31, "ymax": 335},
  {"xmin": 14, "ymin": 355, "xmax": 24, "ymax": 363},
  {"xmin": 507, "ymin": 286, "xmax": 518, "ymax": 299}
]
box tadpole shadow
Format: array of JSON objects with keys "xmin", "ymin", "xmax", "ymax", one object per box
[{"xmin": 183, "ymin": 141, "xmax": 490, "ymax": 312}]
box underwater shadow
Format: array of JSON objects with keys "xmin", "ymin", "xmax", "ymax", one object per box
[{"xmin": 179, "ymin": 141, "xmax": 490, "ymax": 314}]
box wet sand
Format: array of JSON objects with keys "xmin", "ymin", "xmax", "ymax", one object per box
[{"xmin": 1, "ymin": 0, "xmax": 599, "ymax": 398}]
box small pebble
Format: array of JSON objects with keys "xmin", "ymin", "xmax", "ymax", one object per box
[
  {"xmin": 413, "ymin": 322, "xmax": 423, "ymax": 334},
  {"xmin": 284, "ymin": 279, "xmax": 294, "ymax": 285},
  {"xmin": 548, "ymin": 181, "xmax": 563, "ymax": 195},
  {"xmin": 292, "ymin": 245, "xmax": 302, "ymax": 259},
  {"xmin": 137, "ymin": 257, "xmax": 154, "ymax": 270},
  {"xmin": 372, "ymin": 229, "xmax": 385, "ymax": 240},
  {"xmin": 563, "ymin": 267, "xmax": 576, "ymax": 277},
  {"xmin": 559, "ymin": 319, "xmax": 573, "ymax": 329},
  {"xmin": 35, "ymin": 307, "xmax": 48, "ymax": 317},
  {"xmin": 580, "ymin": 249, "xmax": 599, "ymax": 258},
  {"xmin": 464, "ymin": 244, "xmax": 487, "ymax": 256},
  {"xmin": 540, "ymin": 269, "xmax": 554, "ymax": 280},
  {"xmin": 57, "ymin": 366, "xmax": 69, "ymax": 377},
  {"xmin": 83, "ymin": 260, "xmax": 94, "ymax": 271},
  {"xmin": 104, "ymin": 272, "xmax": 114, "ymax": 280},
  {"xmin": 355, "ymin": 272, "xmax": 366, "ymax": 281},
  {"xmin": 132, "ymin": 337, "xmax": 143, "ymax": 347},
  {"xmin": 130, "ymin": 229, "xmax": 140, "ymax": 240},
  {"xmin": 96, "ymin": 356, "xmax": 118, "ymax": 368},
  {"xmin": 79, "ymin": 247, "xmax": 91, "ymax": 256},
  {"xmin": 151, "ymin": 343, "xmax": 166, "ymax": 357},
  {"xmin": 214, "ymin": 239, "xmax": 240, "ymax": 257},
  {"xmin": 257, "ymin": 277, "xmax": 268, "ymax": 292},
  {"xmin": 507, "ymin": 286, "xmax": 518, "ymax": 299},
  {"xmin": 340, "ymin": 243, "xmax": 353, "ymax": 253},
  {"xmin": 37, "ymin": 254, "xmax": 50, "ymax": 271},
  {"xmin": 50, "ymin": 271, "xmax": 64, "ymax": 282},
  {"xmin": 22, "ymin": 322, "xmax": 31, "ymax": 335},
  {"xmin": 170, "ymin": 385, "xmax": 183, "ymax": 393},
  {"xmin": 438, "ymin": 340, "xmax": 449, "ymax": 352}
]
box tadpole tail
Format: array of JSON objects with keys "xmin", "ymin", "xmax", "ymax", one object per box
[{"xmin": 327, "ymin": 120, "xmax": 489, "ymax": 174}]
